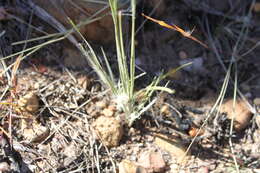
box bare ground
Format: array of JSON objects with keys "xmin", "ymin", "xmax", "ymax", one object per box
[{"xmin": 0, "ymin": 0, "xmax": 260, "ymax": 172}]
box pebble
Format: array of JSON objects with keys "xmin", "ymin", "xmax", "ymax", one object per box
[
  {"xmin": 220, "ymin": 99, "xmax": 253, "ymax": 132},
  {"xmin": 137, "ymin": 150, "xmax": 166, "ymax": 172}
]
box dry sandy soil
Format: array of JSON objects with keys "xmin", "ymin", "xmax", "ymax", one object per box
[{"xmin": 0, "ymin": 0, "xmax": 260, "ymax": 172}]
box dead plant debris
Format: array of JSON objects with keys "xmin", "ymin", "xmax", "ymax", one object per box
[{"xmin": 0, "ymin": 0, "xmax": 259, "ymax": 172}]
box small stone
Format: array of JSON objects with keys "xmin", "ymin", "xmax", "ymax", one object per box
[
  {"xmin": 160, "ymin": 105, "xmax": 170, "ymax": 115},
  {"xmin": 146, "ymin": 135, "xmax": 154, "ymax": 142},
  {"xmin": 96, "ymin": 101, "xmax": 108, "ymax": 109},
  {"xmin": 102, "ymin": 108, "xmax": 115, "ymax": 117},
  {"xmin": 119, "ymin": 160, "xmax": 147, "ymax": 173},
  {"xmin": 188, "ymin": 127, "xmax": 204, "ymax": 138},
  {"xmin": 129, "ymin": 127, "xmax": 136, "ymax": 136},
  {"xmin": 0, "ymin": 162, "xmax": 10, "ymax": 172},
  {"xmin": 63, "ymin": 143, "xmax": 77, "ymax": 158},
  {"xmin": 22, "ymin": 121, "xmax": 50, "ymax": 143},
  {"xmin": 77, "ymin": 75, "xmax": 92, "ymax": 90},
  {"xmin": 170, "ymin": 163, "xmax": 178, "ymax": 172},
  {"xmin": 208, "ymin": 163, "xmax": 217, "ymax": 171},
  {"xmin": 31, "ymin": 127, "xmax": 50, "ymax": 143},
  {"xmin": 63, "ymin": 143, "xmax": 78, "ymax": 166},
  {"xmin": 92, "ymin": 116, "xmax": 123, "ymax": 147},
  {"xmin": 17, "ymin": 92, "xmax": 39, "ymax": 113},
  {"xmin": 138, "ymin": 151, "xmax": 166, "ymax": 172},
  {"xmin": 197, "ymin": 166, "xmax": 209, "ymax": 173},
  {"xmin": 220, "ymin": 99, "xmax": 253, "ymax": 132},
  {"xmin": 48, "ymin": 84, "xmax": 55, "ymax": 90},
  {"xmin": 33, "ymin": 82, "xmax": 40, "ymax": 89},
  {"xmin": 254, "ymin": 98, "xmax": 260, "ymax": 105},
  {"xmin": 108, "ymin": 105, "xmax": 117, "ymax": 112},
  {"xmin": 155, "ymin": 134, "xmax": 190, "ymax": 164},
  {"xmin": 37, "ymin": 64, "xmax": 48, "ymax": 73}
]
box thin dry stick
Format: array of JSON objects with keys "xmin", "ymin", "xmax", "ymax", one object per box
[
  {"xmin": 0, "ymin": 126, "xmax": 11, "ymax": 139},
  {"xmin": 6, "ymin": 55, "xmax": 22, "ymax": 146},
  {"xmin": 204, "ymin": 15, "xmax": 255, "ymax": 115},
  {"xmin": 91, "ymin": 126, "xmax": 116, "ymax": 173},
  {"xmin": 230, "ymin": 85, "xmax": 240, "ymax": 172}
]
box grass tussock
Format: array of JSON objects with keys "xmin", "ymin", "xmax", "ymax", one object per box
[{"xmin": 71, "ymin": 0, "xmax": 174, "ymax": 126}]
